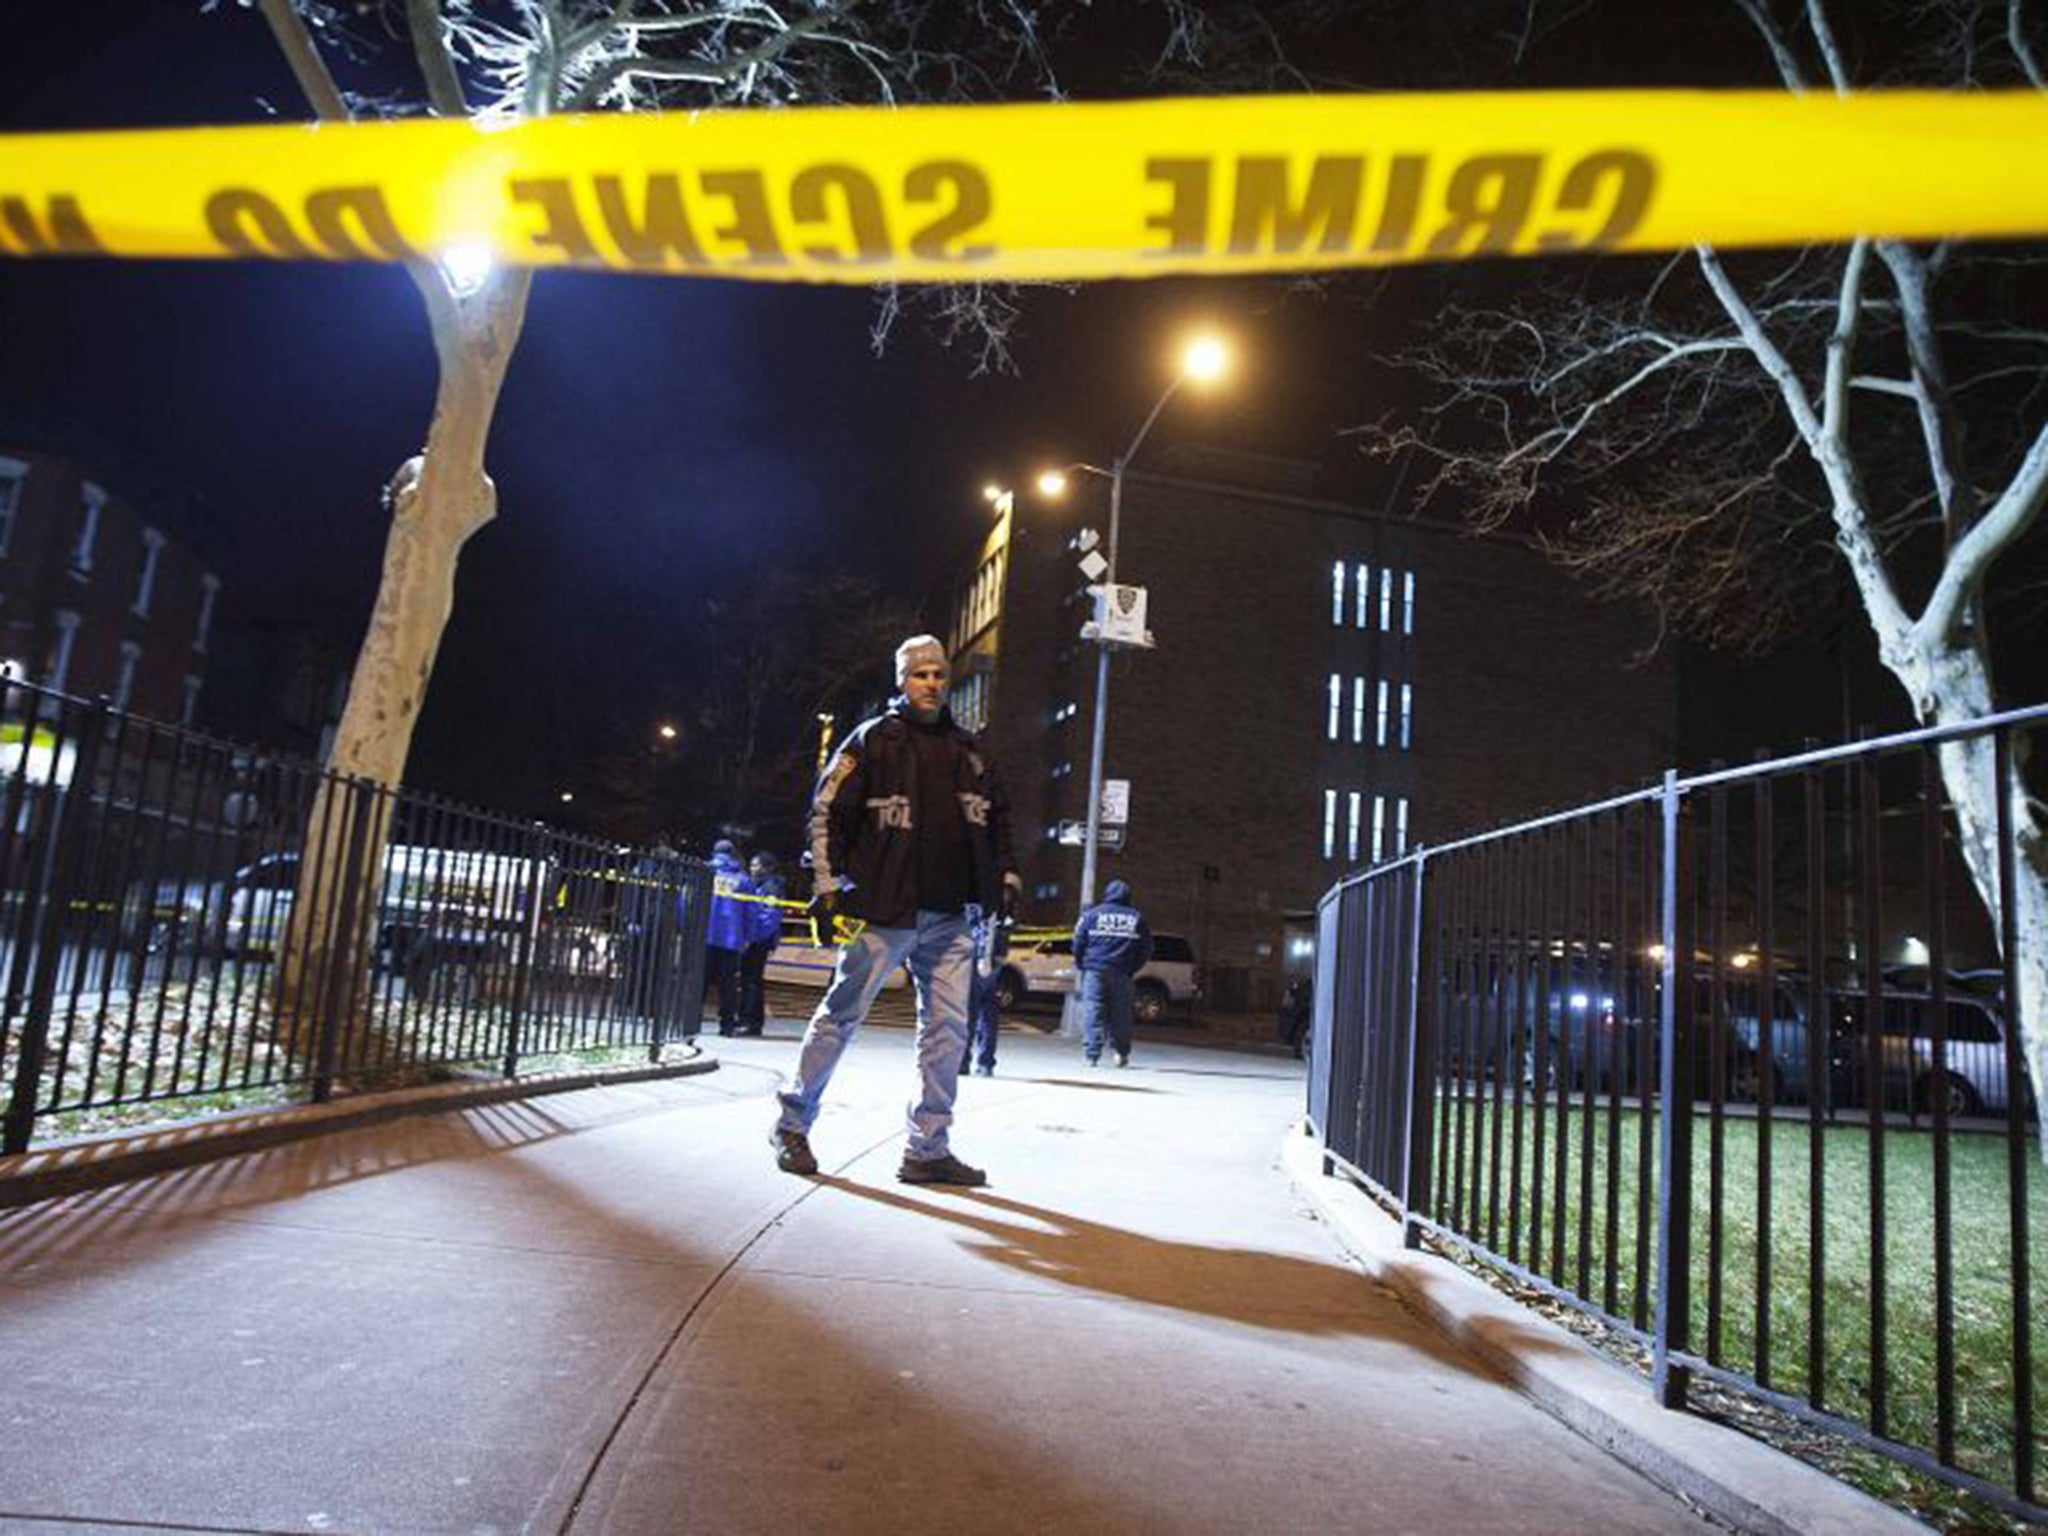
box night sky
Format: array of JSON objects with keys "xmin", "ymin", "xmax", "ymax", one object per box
[{"xmin": 8, "ymin": 1, "xmax": 2028, "ymax": 819}]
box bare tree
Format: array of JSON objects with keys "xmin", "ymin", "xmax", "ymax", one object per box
[
  {"xmin": 1356, "ymin": 0, "xmax": 2048, "ymax": 1147},
  {"xmin": 229, "ymin": 0, "xmax": 1079, "ymax": 1037}
]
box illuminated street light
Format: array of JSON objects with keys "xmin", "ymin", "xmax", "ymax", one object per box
[
  {"xmin": 657, "ymin": 722, "xmax": 679, "ymax": 742},
  {"xmin": 558, "ymin": 790, "xmax": 574, "ymax": 804},
  {"xmin": 982, "ymin": 483, "xmax": 1006, "ymax": 504},
  {"xmin": 1181, "ymin": 332, "xmax": 1230, "ymax": 384},
  {"xmin": 1036, "ymin": 469, "xmax": 1070, "ymax": 499}
]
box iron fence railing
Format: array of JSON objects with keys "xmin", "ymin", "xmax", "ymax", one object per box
[
  {"xmin": 0, "ymin": 679, "xmax": 710, "ymax": 1154},
  {"xmin": 1309, "ymin": 704, "xmax": 2046, "ymax": 1524}
]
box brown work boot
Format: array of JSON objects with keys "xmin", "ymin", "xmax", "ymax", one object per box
[
  {"xmin": 898, "ymin": 1152, "xmax": 987, "ymax": 1187},
  {"xmin": 770, "ymin": 1126, "xmax": 818, "ymax": 1176}
]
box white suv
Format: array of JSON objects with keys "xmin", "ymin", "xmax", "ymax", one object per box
[{"xmin": 996, "ymin": 933, "xmax": 1200, "ymax": 1023}]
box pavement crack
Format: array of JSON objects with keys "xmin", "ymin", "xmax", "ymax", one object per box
[{"xmin": 551, "ymin": 1125, "xmax": 902, "ymax": 1534}]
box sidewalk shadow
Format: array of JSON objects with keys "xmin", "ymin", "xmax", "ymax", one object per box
[{"xmin": 810, "ymin": 1176, "xmax": 1555, "ymax": 1375}]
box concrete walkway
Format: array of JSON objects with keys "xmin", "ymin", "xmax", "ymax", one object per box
[{"xmin": 0, "ymin": 1026, "xmax": 1728, "ymax": 1534}]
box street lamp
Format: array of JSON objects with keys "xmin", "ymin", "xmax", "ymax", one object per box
[{"xmin": 1040, "ymin": 331, "xmax": 1233, "ymax": 919}]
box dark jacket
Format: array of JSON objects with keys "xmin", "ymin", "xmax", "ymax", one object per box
[
  {"xmin": 747, "ymin": 871, "xmax": 786, "ymax": 948},
  {"xmin": 1074, "ymin": 879, "xmax": 1152, "ymax": 976},
  {"xmin": 807, "ymin": 700, "xmax": 1018, "ymax": 928}
]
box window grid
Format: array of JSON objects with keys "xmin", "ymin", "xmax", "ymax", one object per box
[
  {"xmin": 1379, "ymin": 567, "xmax": 1394, "ymax": 632},
  {"xmin": 1400, "ymin": 683, "xmax": 1413, "ymax": 751},
  {"xmin": 1346, "ymin": 791, "xmax": 1361, "ymax": 863},
  {"xmin": 1371, "ymin": 795, "xmax": 1387, "ymax": 864},
  {"xmin": 1326, "ymin": 673, "xmax": 1341, "ymax": 741},
  {"xmin": 1395, "ymin": 796, "xmax": 1410, "ymax": 855},
  {"xmin": 1330, "ymin": 561, "xmax": 1344, "ymax": 625},
  {"xmin": 1351, "ymin": 676, "xmax": 1366, "ymax": 743},
  {"xmin": 1375, "ymin": 680, "xmax": 1390, "ymax": 747},
  {"xmin": 1402, "ymin": 570, "xmax": 1416, "ymax": 635},
  {"xmin": 1322, "ymin": 790, "xmax": 1337, "ymax": 859},
  {"xmin": 1353, "ymin": 562, "xmax": 1370, "ymax": 629}
]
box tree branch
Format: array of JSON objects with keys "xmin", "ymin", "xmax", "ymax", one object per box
[
  {"xmin": 1919, "ymin": 420, "xmax": 2048, "ymax": 646},
  {"xmin": 406, "ymin": 0, "xmax": 472, "ymax": 114},
  {"xmin": 256, "ymin": 0, "xmax": 353, "ymax": 121}
]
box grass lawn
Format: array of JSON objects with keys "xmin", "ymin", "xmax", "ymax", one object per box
[{"xmin": 1425, "ymin": 1085, "xmax": 2046, "ymax": 1523}]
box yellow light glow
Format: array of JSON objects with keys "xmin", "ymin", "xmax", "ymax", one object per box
[
  {"xmin": 1730, "ymin": 952, "xmax": 1755, "ymax": 970},
  {"xmin": 982, "ymin": 483, "xmax": 1005, "ymax": 503},
  {"xmin": 1036, "ymin": 469, "xmax": 1070, "ymax": 498},
  {"xmin": 1181, "ymin": 333, "xmax": 1230, "ymax": 384},
  {"xmin": 1647, "ymin": 943, "xmax": 1667, "ymax": 963},
  {"xmin": 558, "ymin": 790, "xmax": 574, "ymax": 803},
  {"xmin": 657, "ymin": 723, "xmax": 678, "ymax": 741}
]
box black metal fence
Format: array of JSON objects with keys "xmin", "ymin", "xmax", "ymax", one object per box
[
  {"xmin": 0, "ymin": 679, "xmax": 711, "ymax": 1155},
  {"xmin": 1308, "ymin": 705, "xmax": 2046, "ymax": 1524}
]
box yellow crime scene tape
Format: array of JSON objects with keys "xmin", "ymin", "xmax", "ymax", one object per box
[{"xmin": 2, "ymin": 91, "xmax": 2044, "ymax": 281}]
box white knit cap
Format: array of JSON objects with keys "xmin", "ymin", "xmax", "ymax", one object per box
[{"xmin": 894, "ymin": 634, "xmax": 948, "ymax": 683}]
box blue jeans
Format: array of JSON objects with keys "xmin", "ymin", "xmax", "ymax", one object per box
[
  {"xmin": 1079, "ymin": 969, "xmax": 1135, "ymax": 1061},
  {"xmin": 962, "ymin": 964, "xmax": 999, "ymax": 1072},
  {"xmin": 775, "ymin": 910, "xmax": 974, "ymax": 1160}
]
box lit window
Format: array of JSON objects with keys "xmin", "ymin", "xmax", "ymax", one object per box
[
  {"xmin": 1400, "ymin": 683, "xmax": 1413, "ymax": 751},
  {"xmin": 1326, "ymin": 673, "xmax": 1340, "ymax": 741},
  {"xmin": 133, "ymin": 527, "xmax": 166, "ymax": 617},
  {"xmin": 1346, "ymin": 791, "xmax": 1361, "ymax": 862},
  {"xmin": 1351, "ymin": 676, "xmax": 1366, "ymax": 744},
  {"xmin": 0, "ymin": 456, "xmax": 25, "ymax": 558},
  {"xmin": 1323, "ymin": 790, "xmax": 1337, "ymax": 859},
  {"xmin": 1372, "ymin": 795, "xmax": 1387, "ymax": 863},
  {"xmin": 1402, "ymin": 570, "xmax": 1415, "ymax": 635},
  {"xmin": 1379, "ymin": 567, "xmax": 1394, "ymax": 632},
  {"xmin": 1395, "ymin": 797, "xmax": 1410, "ymax": 855},
  {"xmin": 1353, "ymin": 563, "xmax": 1370, "ymax": 629},
  {"xmin": 1331, "ymin": 561, "xmax": 1344, "ymax": 625},
  {"xmin": 1375, "ymin": 680, "xmax": 1390, "ymax": 747},
  {"xmin": 113, "ymin": 641, "xmax": 142, "ymax": 711},
  {"xmin": 71, "ymin": 483, "xmax": 105, "ymax": 575}
]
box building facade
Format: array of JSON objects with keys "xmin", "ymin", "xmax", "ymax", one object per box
[
  {"xmin": 943, "ymin": 451, "xmax": 1676, "ymax": 1010},
  {"xmin": 0, "ymin": 441, "xmax": 220, "ymax": 724}
]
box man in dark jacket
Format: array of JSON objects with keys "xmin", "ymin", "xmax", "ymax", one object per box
[
  {"xmin": 735, "ymin": 850, "xmax": 784, "ymax": 1036},
  {"xmin": 771, "ymin": 635, "xmax": 1020, "ymax": 1186},
  {"xmin": 704, "ymin": 839, "xmax": 753, "ymax": 1037},
  {"xmin": 1074, "ymin": 878, "xmax": 1152, "ymax": 1067}
]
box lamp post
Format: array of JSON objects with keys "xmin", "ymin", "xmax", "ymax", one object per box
[
  {"xmin": 1038, "ymin": 334, "xmax": 1230, "ymax": 1037},
  {"xmin": 1041, "ymin": 334, "xmax": 1230, "ymax": 915}
]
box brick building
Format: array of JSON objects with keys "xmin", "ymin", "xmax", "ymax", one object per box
[
  {"xmin": 0, "ymin": 435, "xmax": 221, "ymax": 724},
  {"xmin": 942, "ymin": 449, "xmax": 1676, "ymax": 1009}
]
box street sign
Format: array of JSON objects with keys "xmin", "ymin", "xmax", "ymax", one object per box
[
  {"xmin": 1057, "ymin": 818, "xmax": 1126, "ymax": 851},
  {"xmin": 1079, "ymin": 549, "xmax": 1108, "ymax": 582},
  {"xmin": 1082, "ymin": 582, "xmax": 1153, "ymax": 648},
  {"xmin": 1102, "ymin": 779, "xmax": 1129, "ymax": 825}
]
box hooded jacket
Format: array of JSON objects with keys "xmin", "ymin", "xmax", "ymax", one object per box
[
  {"xmin": 807, "ymin": 699, "xmax": 1018, "ymax": 928},
  {"xmin": 705, "ymin": 845, "xmax": 755, "ymax": 952},
  {"xmin": 1074, "ymin": 879, "xmax": 1152, "ymax": 976}
]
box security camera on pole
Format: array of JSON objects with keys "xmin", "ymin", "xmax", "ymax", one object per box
[{"xmin": 1037, "ymin": 333, "xmax": 1231, "ymax": 1038}]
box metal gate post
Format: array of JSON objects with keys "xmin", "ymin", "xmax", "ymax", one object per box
[
  {"xmin": 1398, "ymin": 849, "xmax": 1432, "ymax": 1249},
  {"xmin": 1653, "ymin": 770, "xmax": 1695, "ymax": 1409}
]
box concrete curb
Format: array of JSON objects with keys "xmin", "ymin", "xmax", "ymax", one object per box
[
  {"xmin": 0, "ymin": 1051, "xmax": 721, "ymax": 1211},
  {"xmin": 1279, "ymin": 1125, "xmax": 1927, "ymax": 1536}
]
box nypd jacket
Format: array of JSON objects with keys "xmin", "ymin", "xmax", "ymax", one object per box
[
  {"xmin": 807, "ymin": 701, "xmax": 1018, "ymax": 928},
  {"xmin": 705, "ymin": 848, "xmax": 755, "ymax": 952},
  {"xmin": 1073, "ymin": 879, "xmax": 1153, "ymax": 976}
]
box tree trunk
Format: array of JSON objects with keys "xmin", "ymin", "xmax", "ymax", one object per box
[
  {"xmin": 1892, "ymin": 635, "xmax": 2048, "ymax": 1159},
  {"xmin": 275, "ymin": 271, "xmax": 534, "ymax": 1060}
]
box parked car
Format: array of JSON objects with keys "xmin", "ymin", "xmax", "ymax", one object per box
[
  {"xmin": 1731, "ymin": 976, "xmax": 2028, "ymax": 1120},
  {"xmin": 130, "ymin": 845, "xmax": 544, "ymax": 1000},
  {"xmin": 994, "ymin": 932, "xmax": 1200, "ymax": 1024}
]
